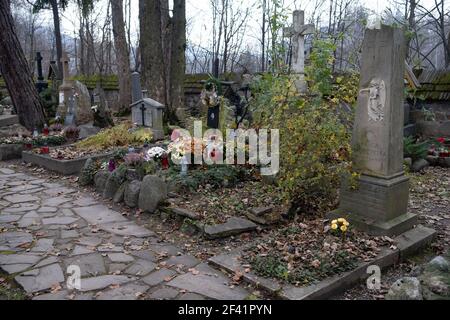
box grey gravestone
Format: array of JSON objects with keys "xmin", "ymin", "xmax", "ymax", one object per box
[
  {"xmin": 330, "ymin": 24, "xmax": 417, "ymax": 236},
  {"xmin": 130, "ymin": 72, "xmax": 165, "ymax": 140},
  {"xmin": 64, "ymin": 89, "xmax": 77, "ymax": 126},
  {"xmin": 284, "ymin": 10, "xmax": 315, "ymax": 94}
]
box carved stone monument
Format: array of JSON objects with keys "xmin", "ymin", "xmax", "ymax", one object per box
[
  {"xmin": 130, "ymin": 72, "xmax": 165, "ymax": 140},
  {"xmin": 330, "ymin": 24, "xmax": 417, "ymax": 236},
  {"xmin": 35, "ymin": 52, "xmax": 48, "ymax": 93},
  {"xmin": 284, "ymin": 10, "xmax": 315, "ymax": 94},
  {"xmin": 56, "ymin": 52, "xmax": 74, "ymax": 119}
]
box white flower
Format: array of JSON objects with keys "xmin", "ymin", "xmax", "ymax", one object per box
[{"xmin": 145, "ymin": 147, "xmax": 166, "ymax": 161}]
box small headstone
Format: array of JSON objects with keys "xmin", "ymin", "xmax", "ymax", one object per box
[{"xmin": 130, "ymin": 72, "xmax": 165, "ymax": 140}]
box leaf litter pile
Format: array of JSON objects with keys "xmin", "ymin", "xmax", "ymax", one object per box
[{"xmin": 241, "ymin": 217, "xmax": 395, "ymax": 286}]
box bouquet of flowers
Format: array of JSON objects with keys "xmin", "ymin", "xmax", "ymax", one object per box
[{"xmin": 145, "ymin": 147, "xmax": 167, "ymax": 162}]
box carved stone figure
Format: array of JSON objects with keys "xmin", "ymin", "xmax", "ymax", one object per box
[{"xmin": 361, "ymin": 78, "xmax": 386, "ymax": 122}]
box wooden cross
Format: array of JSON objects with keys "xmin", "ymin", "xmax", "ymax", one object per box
[{"xmin": 283, "ymin": 10, "xmax": 315, "ymax": 94}]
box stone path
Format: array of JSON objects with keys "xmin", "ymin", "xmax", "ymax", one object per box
[{"xmin": 0, "ymin": 167, "xmax": 250, "ymax": 300}]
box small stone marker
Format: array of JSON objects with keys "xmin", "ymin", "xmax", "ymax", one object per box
[
  {"xmin": 284, "ymin": 10, "xmax": 315, "ymax": 94},
  {"xmin": 130, "ymin": 72, "xmax": 165, "ymax": 140},
  {"xmin": 330, "ymin": 24, "xmax": 417, "ymax": 236}
]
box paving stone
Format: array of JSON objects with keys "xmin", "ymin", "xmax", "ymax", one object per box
[
  {"xmin": 171, "ymin": 207, "xmax": 200, "ymax": 220},
  {"xmin": 31, "ymin": 239, "xmax": 54, "ymax": 253},
  {"xmin": 20, "ymin": 187, "xmax": 45, "ymax": 195},
  {"xmin": 42, "ymin": 196, "xmax": 72, "ymax": 207},
  {"xmin": 142, "ymin": 268, "xmax": 177, "ymax": 286},
  {"xmin": 77, "ymin": 237, "xmax": 103, "ymax": 247},
  {"xmin": 60, "ymin": 209, "xmax": 75, "ymax": 217},
  {"xmin": 149, "ymin": 287, "xmax": 180, "ymax": 300},
  {"xmin": 73, "ymin": 205, "xmax": 128, "ymax": 225},
  {"xmin": 35, "ymin": 256, "xmax": 60, "ymax": 268},
  {"xmin": 61, "ymin": 230, "xmax": 80, "ymax": 239},
  {"xmin": 125, "ymin": 260, "xmax": 157, "ymax": 276},
  {"xmin": 0, "ymin": 253, "xmax": 41, "ymax": 265},
  {"xmin": 149, "ymin": 244, "xmax": 182, "ymax": 256},
  {"xmin": 1, "ymin": 264, "xmax": 33, "ymax": 274},
  {"xmin": 18, "ymin": 211, "xmax": 41, "ymax": 228},
  {"xmin": 41, "ymin": 183, "xmax": 61, "ymax": 189},
  {"xmin": 44, "ymin": 187, "xmax": 77, "ymax": 196},
  {"xmin": 3, "ymin": 194, "xmax": 40, "ymax": 204},
  {"xmin": 177, "ymin": 293, "xmax": 206, "ymax": 300},
  {"xmin": 72, "ymin": 245, "xmax": 95, "ymax": 256},
  {"xmin": 0, "ymin": 232, "xmax": 32, "ymax": 249},
  {"xmin": 42, "ymin": 217, "xmax": 80, "ymax": 225},
  {"xmin": 72, "ymin": 197, "xmax": 98, "ymax": 207},
  {"xmin": 204, "ymin": 217, "xmax": 257, "ymax": 239},
  {"xmin": 33, "ymin": 291, "xmax": 69, "ymax": 300},
  {"xmin": 8, "ymin": 185, "xmax": 42, "ymax": 193},
  {"xmin": 96, "ymin": 284, "xmax": 149, "ymax": 300},
  {"xmin": 64, "ymin": 254, "xmax": 107, "ymax": 277},
  {"xmin": 0, "ymin": 168, "xmax": 15, "ymax": 174},
  {"xmin": 29, "ymin": 179, "xmax": 46, "ymax": 185},
  {"xmin": 79, "ymin": 275, "xmax": 134, "ymax": 292},
  {"xmin": 109, "ymin": 264, "xmax": 128, "ymax": 273},
  {"xmin": 15, "ymin": 264, "xmax": 65, "ymax": 294},
  {"xmin": 3, "ymin": 203, "xmax": 39, "ymax": 213},
  {"xmin": 131, "ymin": 250, "xmax": 157, "ymax": 262},
  {"xmin": 100, "ymin": 222, "xmax": 154, "ymax": 238},
  {"xmin": 38, "ymin": 207, "xmax": 58, "ymax": 213},
  {"xmin": 97, "ymin": 245, "xmax": 124, "ymax": 253},
  {"xmin": 108, "ymin": 253, "xmax": 135, "ymax": 263},
  {"xmin": 166, "ymin": 255, "xmax": 200, "ymax": 270},
  {"xmin": 0, "ymin": 215, "xmax": 21, "ymax": 223},
  {"xmin": 167, "ymin": 263, "xmax": 249, "ymax": 300}
]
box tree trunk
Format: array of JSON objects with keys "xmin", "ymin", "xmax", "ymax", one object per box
[
  {"xmin": 111, "ymin": 0, "xmax": 132, "ymax": 113},
  {"xmin": 139, "ymin": 0, "xmax": 167, "ymax": 105},
  {"xmin": 169, "ymin": 0, "xmax": 186, "ymax": 116},
  {"xmin": 50, "ymin": 0, "xmax": 63, "ymax": 80},
  {"xmin": 0, "ymin": 0, "xmax": 45, "ymax": 130}
]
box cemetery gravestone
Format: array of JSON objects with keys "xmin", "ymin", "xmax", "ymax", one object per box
[
  {"xmin": 56, "ymin": 52, "xmax": 74, "ymax": 119},
  {"xmin": 284, "ymin": 10, "xmax": 315, "ymax": 94},
  {"xmin": 330, "ymin": 24, "xmax": 417, "ymax": 236},
  {"xmin": 130, "ymin": 72, "xmax": 165, "ymax": 140},
  {"xmin": 35, "ymin": 52, "xmax": 48, "ymax": 93}
]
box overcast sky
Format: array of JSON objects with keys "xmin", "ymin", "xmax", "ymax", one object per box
[{"xmin": 51, "ymin": 0, "xmax": 442, "ymax": 48}]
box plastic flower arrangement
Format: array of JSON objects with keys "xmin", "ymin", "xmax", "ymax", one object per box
[
  {"xmin": 168, "ymin": 138, "xmax": 187, "ymax": 161},
  {"xmin": 145, "ymin": 147, "xmax": 167, "ymax": 161}
]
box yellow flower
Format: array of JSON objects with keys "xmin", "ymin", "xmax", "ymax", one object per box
[
  {"xmin": 338, "ymin": 218, "xmax": 346, "ymax": 223},
  {"xmin": 343, "ymin": 221, "xmax": 350, "ymax": 227},
  {"xmin": 332, "ymin": 220, "xmax": 338, "ymax": 225},
  {"xmin": 331, "ymin": 224, "xmax": 338, "ymax": 230},
  {"xmin": 341, "ymin": 225, "xmax": 348, "ymax": 232}
]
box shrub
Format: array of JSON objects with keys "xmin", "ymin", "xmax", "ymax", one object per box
[
  {"xmin": 249, "ymin": 39, "xmax": 354, "ymax": 215},
  {"xmin": 404, "ymin": 136, "xmax": 429, "ymax": 162},
  {"xmin": 75, "ymin": 124, "xmax": 153, "ymax": 151}
]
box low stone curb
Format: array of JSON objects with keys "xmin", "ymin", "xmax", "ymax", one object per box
[
  {"xmin": 209, "ymin": 225, "xmax": 437, "ymax": 300},
  {"xmin": 0, "ymin": 144, "xmax": 23, "ymax": 160},
  {"xmin": 22, "ymin": 150, "xmax": 113, "ymax": 175},
  {"xmin": 0, "ymin": 114, "xmax": 19, "ymax": 127}
]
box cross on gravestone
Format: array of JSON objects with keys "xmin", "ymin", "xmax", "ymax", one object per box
[
  {"xmin": 35, "ymin": 52, "xmax": 48, "ymax": 93},
  {"xmin": 283, "ymin": 10, "xmax": 315, "ymax": 94},
  {"xmin": 329, "ymin": 24, "xmax": 417, "ymax": 237}
]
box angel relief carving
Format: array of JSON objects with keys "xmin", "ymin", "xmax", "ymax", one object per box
[{"xmin": 360, "ymin": 78, "xmax": 386, "ymax": 122}]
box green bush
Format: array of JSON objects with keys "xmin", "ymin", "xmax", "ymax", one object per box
[
  {"xmin": 167, "ymin": 165, "xmax": 248, "ymax": 192},
  {"xmin": 404, "ymin": 136, "xmax": 429, "ymax": 162}
]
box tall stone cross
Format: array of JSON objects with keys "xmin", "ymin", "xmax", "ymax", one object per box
[
  {"xmin": 283, "ymin": 10, "xmax": 315, "ymax": 94},
  {"xmin": 60, "ymin": 52, "xmax": 71, "ymax": 86}
]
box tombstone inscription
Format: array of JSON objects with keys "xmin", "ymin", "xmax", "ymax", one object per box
[{"xmin": 330, "ymin": 24, "xmax": 417, "ymax": 236}]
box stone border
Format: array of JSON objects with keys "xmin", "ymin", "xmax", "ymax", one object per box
[
  {"xmin": 163, "ymin": 207, "xmax": 258, "ymax": 239},
  {"xmin": 209, "ymin": 225, "xmax": 436, "ymax": 300},
  {"xmin": 0, "ymin": 114, "xmax": 19, "ymax": 127},
  {"xmin": 0, "ymin": 144, "xmax": 23, "ymax": 161},
  {"xmin": 22, "ymin": 150, "xmax": 113, "ymax": 175}
]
